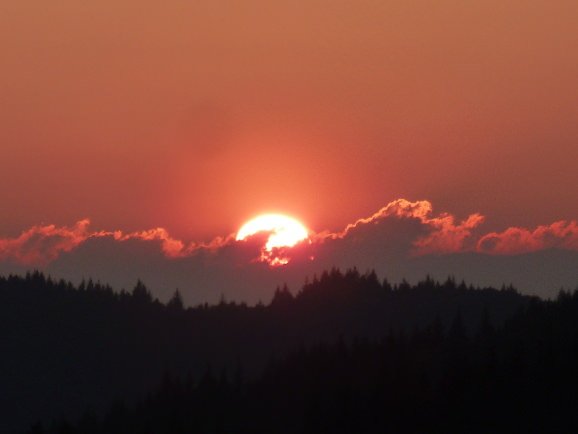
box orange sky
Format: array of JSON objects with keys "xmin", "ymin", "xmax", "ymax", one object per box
[{"xmin": 2, "ymin": 0, "xmax": 577, "ymax": 241}]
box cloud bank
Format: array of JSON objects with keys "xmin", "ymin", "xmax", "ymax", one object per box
[
  {"xmin": 2, "ymin": 199, "xmax": 578, "ymax": 303},
  {"xmin": 477, "ymin": 221, "xmax": 578, "ymax": 255}
]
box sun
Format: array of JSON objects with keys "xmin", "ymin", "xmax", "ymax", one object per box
[
  {"xmin": 236, "ymin": 214, "xmax": 309, "ymax": 265},
  {"xmin": 237, "ymin": 214, "xmax": 308, "ymax": 250}
]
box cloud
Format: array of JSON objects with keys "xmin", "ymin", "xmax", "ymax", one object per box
[
  {"xmin": 0, "ymin": 220, "xmax": 90, "ymax": 265},
  {"xmin": 477, "ymin": 220, "xmax": 578, "ymax": 254},
  {"xmin": 2, "ymin": 199, "xmax": 578, "ymax": 304},
  {"xmin": 414, "ymin": 211, "xmax": 485, "ymax": 255},
  {"xmin": 98, "ymin": 228, "xmax": 191, "ymax": 258},
  {"xmin": 3, "ymin": 199, "xmax": 577, "ymax": 269},
  {"xmin": 326, "ymin": 199, "xmax": 485, "ymax": 256},
  {"xmin": 0, "ymin": 218, "xmax": 237, "ymax": 267},
  {"xmin": 337, "ymin": 199, "xmax": 434, "ymax": 237}
]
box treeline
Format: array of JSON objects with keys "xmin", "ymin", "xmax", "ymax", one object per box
[
  {"xmin": 24, "ymin": 289, "xmax": 578, "ymax": 433},
  {"xmin": 0, "ymin": 270, "xmax": 547, "ymax": 432}
]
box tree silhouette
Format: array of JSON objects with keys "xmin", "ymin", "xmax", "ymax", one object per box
[
  {"xmin": 4, "ymin": 270, "xmax": 578, "ymax": 433},
  {"xmin": 167, "ymin": 289, "xmax": 184, "ymax": 312}
]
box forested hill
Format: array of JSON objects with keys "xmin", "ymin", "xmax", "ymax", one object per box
[
  {"xmin": 34, "ymin": 288, "xmax": 578, "ymax": 434},
  {"xmin": 1, "ymin": 270, "xmax": 536, "ymax": 433}
]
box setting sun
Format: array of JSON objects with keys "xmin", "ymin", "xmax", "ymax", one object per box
[{"xmin": 236, "ymin": 214, "xmax": 308, "ymax": 251}]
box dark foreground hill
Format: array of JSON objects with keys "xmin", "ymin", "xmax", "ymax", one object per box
[
  {"xmin": 33, "ymin": 293, "xmax": 578, "ymax": 434},
  {"xmin": 0, "ymin": 269, "xmax": 546, "ymax": 433}
]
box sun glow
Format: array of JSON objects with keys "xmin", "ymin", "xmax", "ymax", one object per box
[{"xmin": 236, "ymin": 215, "xmax": 308, "ymax": 265}]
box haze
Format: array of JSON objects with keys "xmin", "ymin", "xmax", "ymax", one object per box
[{"xmin": 2, "ymin": 0, "xmax": 577, "ymax": 241}]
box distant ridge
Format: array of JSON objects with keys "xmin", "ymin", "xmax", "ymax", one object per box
[{"xmin": 395, "ymin": 248, "xmax": 578, "ymax": 299}]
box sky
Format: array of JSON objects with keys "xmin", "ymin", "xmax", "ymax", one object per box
[{"xmin": 1, "ymin": 1, "xmax": 578, "ymax": 302}]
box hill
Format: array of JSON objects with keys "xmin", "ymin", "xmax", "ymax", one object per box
[{"xmin": 1, "ymin": 270, "xmax": 535, "ymax": 433}]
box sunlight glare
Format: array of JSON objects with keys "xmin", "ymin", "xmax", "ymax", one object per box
[{"xmin": 236, "ymin": 214, "xmax": 308, "ymax": 251}]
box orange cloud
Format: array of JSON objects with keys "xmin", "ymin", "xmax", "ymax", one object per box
[
  {"xmin": 414, "ymin": 212, "xmax": 485, "ymax": 255},
  {"xmin": 339, "ymin": 199, "xmax": 433, "ymax": 237},
  {"xmin": 0, "ymin": 220, "xmax": 90, "ymax": 265},
  {"xmin": 477, "ymin": 220, "xmax": 578, "ymax": 254},
  {"xmin": 106, "ymin": 228, "xmax": 189, "ymax": 258},
  {"xmin": 333, "ymin": 199, "xmax": 485, "ymax": 256},
  {"xmin": 0, "ymin": 219, "xmax": 237, "ymax": 266}
]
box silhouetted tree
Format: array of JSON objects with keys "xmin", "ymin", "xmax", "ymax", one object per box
[
  {"xmin": 131, "ymin": 279, "xmax": 152, "ymax": 304},
  {"xmin": 167, "ymin": 289, "xmax": 184, "ymax": 312}
]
